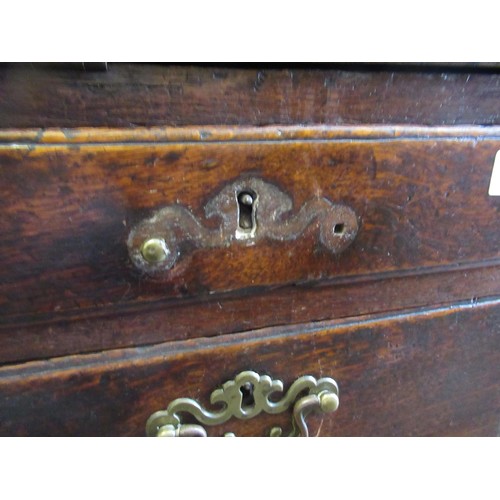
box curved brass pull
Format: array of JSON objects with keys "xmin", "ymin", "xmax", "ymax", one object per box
[
  {"xmin": 146, "ymin": 370, "xmax": 339, "ymax": 437},
  {"xmin": 128, "ymin": 177, "xmax": 358, "ymax": 275}
]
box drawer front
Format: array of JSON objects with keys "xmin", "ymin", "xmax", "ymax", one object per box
[
  {"xmin": 1, "ymin": 298, "xmax": 499, "ymax": 436},
  {"xmin": 0, "ymin": 127, "xmax": 500, "ymax": 362},
  {"xmin": 1, "ymin": 126, "xmax": 500, "ymax": 361},
  {"xmin": 1, "ymin": 65, "xmax": 500, "ymax": 129}
]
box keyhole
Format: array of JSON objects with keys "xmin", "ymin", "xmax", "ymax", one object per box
[
  {"xmin": 240, "ymin": 382, "xmax": 255, "ymax": 408},
  {"xmin": 237, "ymin": 191, "xmax": 256, "ymax": 232}
]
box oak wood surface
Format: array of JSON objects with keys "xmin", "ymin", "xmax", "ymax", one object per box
[
  {"xmin": 1, "ymin": 128, "xmax": 499, "ymax": 317},
  {"xmin": 1, "ymin": 63, "xmax": 500, "ymax": 128},
  {"xmin": 0, "ymin": 264, "xmax": 499, "ymax": 365},
  {"xmin": 1, "ymin": 64, "xmax": 499, "ymax": 439},
  {"xmin": 0, "ymin": 298, "xmax": 498, "ymax": 436}
]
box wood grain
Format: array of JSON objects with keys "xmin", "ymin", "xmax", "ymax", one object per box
[
  {"xmin": 1, "ymin": 64, "xmax": 500, "ymax": 128},
  {"xmin": 0, "ymin": 264, "xmax": 499, "ymax": 365},
  {"xmin": 1, "ymin": 127, "xmax": 499, "ymax": 323},
  {"xmin": 0, "ymin": 298, "xmax": 498, "ymax": 436},
  {"xmin": 2, "ymin": 64, "xmax": 499, "ymax": 441}
]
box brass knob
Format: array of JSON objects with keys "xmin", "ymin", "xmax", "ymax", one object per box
[
  {"xmin": 319, "ymin": 391, "xmax": 339, "ymax": 413},
  {"xmin": 140, "ymin": 238, "xmax": 169, "ymax": 264}
]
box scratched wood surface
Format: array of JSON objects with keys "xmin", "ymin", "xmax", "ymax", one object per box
[
  {"xmin": 2, "ymin": 129, "xmax": 500, "ymax": 317},
  {"xmin": 1, "ymin": 126, "xmax": 500, "ymax": 363},
  {"xmin": 1, "ymin": 64, "xmax": 499, "ymax": 440},
  {"xmin": 0, "ymin": 298, "xmax": 498, "ymax": 436},
  {"xmin": 1, "ymin": 63, "xmax": 500, "ymax": 128},
  {"xmin": 0, "ymin": 264, "xmax": 499, "ymax": 365}
]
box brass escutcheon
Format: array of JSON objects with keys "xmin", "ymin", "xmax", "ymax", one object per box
[
  {"xmin": 146, "ymin": 370, "xmax": 339, "ymax": 437},
  {"xmin": 128, "ymin": 177, "xmax": 358, "ymax": 275}
]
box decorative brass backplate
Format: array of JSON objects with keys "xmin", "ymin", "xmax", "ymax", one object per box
[
  {"xmin": 128, "ymin": 177, "xmax": 358, "ymax": 275},
  {"xmin": 146, "ymin": 371, "xmax": 339, "ymax": 437}
]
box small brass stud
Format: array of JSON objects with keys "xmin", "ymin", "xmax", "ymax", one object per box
[
  {"xmin": 140, "ymin": 238, "xmax": 168, "ymax": 264},
  {"xmin": 319, "ymin": 391, "xmax": 339, "ymax": 413},
  {"xmin": 157, "ymin": 425, "xmax": 177, "ymax": 437}
]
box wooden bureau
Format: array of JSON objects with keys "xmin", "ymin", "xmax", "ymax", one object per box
[{"xmin": 0, "ymin": 63, "xmax": 499, "ymax": 436}]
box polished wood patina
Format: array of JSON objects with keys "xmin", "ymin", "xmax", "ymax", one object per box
[{"xmin": 0, "ymin": 63, "xmax": 498, "ymax": 436}]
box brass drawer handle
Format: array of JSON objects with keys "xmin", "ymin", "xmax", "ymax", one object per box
[
  {"xmin": 128, "ymin": 177, "xmax": 358, "ymax": 275},
  {"xmin": 146, "ymin": 370, "xmax": 339, "ymax": 437}
]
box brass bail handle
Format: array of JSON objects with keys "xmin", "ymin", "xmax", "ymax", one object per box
[{"xmin": 146, "ymin": 371, "xmax": 339, "ymax": 437}]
